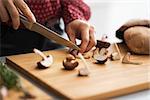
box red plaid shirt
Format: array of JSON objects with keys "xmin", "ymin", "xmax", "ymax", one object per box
[{"xmin": 26, "ymin": 0, "xmax": 91, "ymax": 25}]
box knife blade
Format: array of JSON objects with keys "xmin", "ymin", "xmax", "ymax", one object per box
[{"xmin": 20, "ymin": 14, "xmax": 80, "ymax": 50}]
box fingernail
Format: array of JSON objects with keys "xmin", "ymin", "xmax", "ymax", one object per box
[
  {"xmin": 31, "ymin": 13, "xmax": 36, "ymax": 23},
  {"xmin": 13, "ymin": 25, "xmax": 19, "ymax": 30}
]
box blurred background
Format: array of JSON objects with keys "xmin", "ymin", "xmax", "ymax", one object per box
[{"xmin": 84, "ymin": 0, "xmax": 149, "ymax": 40}]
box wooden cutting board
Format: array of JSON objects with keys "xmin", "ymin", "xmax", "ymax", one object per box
[{"xmin": 6, "ymin": 44, "xmax": 150, "ymax": 99}]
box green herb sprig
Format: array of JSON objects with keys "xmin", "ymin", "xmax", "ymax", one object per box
[
  {"xmin": 0, "ymin": 62, "xmax": 35, "ymax": 99},
  {"xmin": 0, "ymin": 62, "xmax": 21, "ymax": 89}
]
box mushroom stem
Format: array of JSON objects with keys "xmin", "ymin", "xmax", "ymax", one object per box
[
  {"xmin": 33, "ymin": 48, "xmax": 47, "ymax": 60},
  {"xmin": 78, "ymin": 53, "xmax": 90, "ymax": 71}
]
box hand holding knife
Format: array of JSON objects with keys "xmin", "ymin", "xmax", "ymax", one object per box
[{"xmin": 19, "ymin": 14, "xmax": 80, "ymax": 50}]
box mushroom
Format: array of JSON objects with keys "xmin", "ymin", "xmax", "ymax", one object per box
[
  {"xmin": 110, "ymin": 52, "xmax": 120, "ymax": 61},
  {"xmin": 78, "ymin": 53, "xmax": 90, "ymax": 76},
  {"xmin": 78, "ymin": 68, "xmax": 90, "ymax": 76},
  {"xmin": 116, "ymin": 19, "xmax": 150, "ymax": 54},
  {"xmin": 92, "ymin": 40, "xmax": 111, "ymax": 63},
  {"xmin": 63, "ymin": 54, "xmax": 79, "ymax": 70},
  {"xmin": 69, "ymin": 49, "xmax": 79, "ymax": 58},
  {"xmin": 82, "ymin": 52, "xmax": 92, "ymax": 59},
  {"xmin": 122, "ymin": 52, "xmax": 142, "ymax": 65},
  {"xmin": 94, "ymin": 48, "xmax": 109, "ymax": 64},
  {"xmin": 33, "ymin": 48, "xmax": 53, "ymax": 69},
  {"xmin": 69, "ymin": 49, "xmax": 92, "ymax": 59},
  {"xmin": 96, "ymin": 40, "xmax": 111, "ymax": 49},
  {"xmin": 95, "ymin": 55, "xmax": 108, "ymax": 64}
]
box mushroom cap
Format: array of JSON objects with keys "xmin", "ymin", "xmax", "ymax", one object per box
[
  {"xmin": 94, "ymin": 48, "xmax": 108, "ymax": 64},
  {"xmin": 78, "ymin": 68, "xmax": 90, "ymax": 76},
  {"xmin": 66, "ymin": 54, "xmax": 76, "ymax": 61},
  {"xmin": 96, "ymin": 40, "xmax": 111, "ymax": 49},
  {"xmin": 63, "ymin": 60, "xmax": 79, "ymax": 70},
  {"xmin": 37, "ymin": 55, "xmax": 53, "ymax": 69},
  {"xmin": 95, "ymin": 56, "xmax": 108, "ymax": 64}
]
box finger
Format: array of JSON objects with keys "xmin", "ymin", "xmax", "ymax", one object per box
[
  {"xmin": 66, "ymin": 28, "xmax": 76, "ymax": 44},
  {"xmin": 14, "ymin": 0, "xmax": 36, "ymax": 22},
  {"xmin": 5, "ymin": 0, "xmax": 19, "ymax": 29},
  {"xmin": 85, "ymin": 27, "xmax": 96, "ymax": 52},
  {"xmin": 0, "ymin": 0, "xmax": 9, "ymax": 22},
  {"xmin": 80, "ymin": 28, "xmax": 90, "ymax": 53}
]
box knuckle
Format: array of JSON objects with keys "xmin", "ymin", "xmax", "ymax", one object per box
[
  {"xmin": 20, "ymin": 2, "xmax": 28, "ymax": 10},
  {"xmin": 90, "ymin": 38, "xmax": 96, "ymax": 46}
]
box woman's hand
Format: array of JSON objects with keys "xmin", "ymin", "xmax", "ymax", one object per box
[
  {"xmin": 66, "ymin": 19, "xmax": 96, "ymax": 53},
  {"xmin": 0, "ymin": 0, "xmax": 36, "ymax": 29}
]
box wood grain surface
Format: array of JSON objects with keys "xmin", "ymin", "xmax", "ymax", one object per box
[{"xmin": 6, "ymin": 44, "xmax": 150, "ymax": 99}]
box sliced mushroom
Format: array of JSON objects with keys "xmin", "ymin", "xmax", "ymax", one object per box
[
  {"xmin": 94, "ymin": 48, "xmax": 109, "ymax": 64},
  {"xmin": 33, "ymin": 48, "xmax": 53, "ymax": 69},
  {"xmin": 78, "ymin": 68, "xmax": 90, "ymax": 76},
  {"xmin": 122, "ymin": 52, "xmax": 142, "ymax": 65},
  {"xmin": 82, "ymin": 52, "xmax": 91, "ymax": 59},
  {"xmin": 63, "ymin": 54, "xmax": 79, "ymax": 70},
  {"xmin": 96, "ymin": 40, "xmax": 111, "ymax": 49},
  {"xmin": 78, "ymin": 53, "xmax": 90, "ymax": 76},
  {"xmin": 95, "ymin": 55, "xmax": 108, "ymax": 64},
  {"xmin": 110, "ymin": 52, "xmax": 121, "ymax": 61},
  {"xmin": 37, "ymin": 55, "xmax": 53, "ymax": 69}
]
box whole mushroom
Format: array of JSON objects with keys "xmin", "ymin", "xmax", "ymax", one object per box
[
  {"xmin": 116, "ymin": 19, "xmax": 150, "ymax": 54},
  {"xmin": 63, "ymin": 54, "xmax": 79, "ymax": 70}
]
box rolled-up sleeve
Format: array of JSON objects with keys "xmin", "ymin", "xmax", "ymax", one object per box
[{"xmin": 60, "ymin": 0, "xmax": 91, "ymax": 25}]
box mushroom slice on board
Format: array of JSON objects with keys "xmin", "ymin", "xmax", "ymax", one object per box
[
  {"xmin": 78, "ymin": 68, "xmax": 90, "ymax": 76},
  {"xmin": 122, "ymin": 52, "xmax": 142, "ymax": 65},
  {"xmin": 110, "ymin": 52, "xmax": 120, "ymax": 61},
  {"xmin": 94, "ymin": 48, "xmax": 109, "ymax": 64},
  {"xmin": 33, "ymin": 48, "xmax": 53, "ymax": 69},
  {"xmin": 78, "ymin": 53, "xmax": 90, "ymax": 76}
]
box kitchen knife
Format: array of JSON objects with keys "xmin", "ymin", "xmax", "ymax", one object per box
[{"xmin": 20, "ymin": 14, "xmax": 80, "ymax": 50}]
